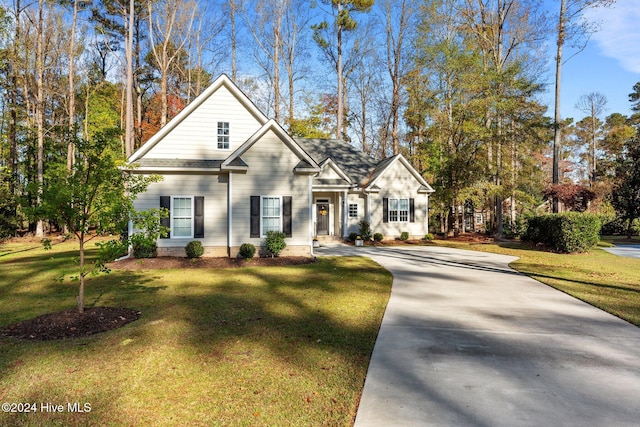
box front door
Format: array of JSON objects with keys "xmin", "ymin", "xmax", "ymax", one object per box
[{"xmin": 316, "ymin": 203, "xmax": 330, "ymax": 235}]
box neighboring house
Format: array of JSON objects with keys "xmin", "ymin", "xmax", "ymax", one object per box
[{"xmin": 126, "ymin": 74, "xmax": 434, "ymax": 257}]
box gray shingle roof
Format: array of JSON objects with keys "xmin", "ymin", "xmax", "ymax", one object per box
[{"xmin": 295, "ymin": 138, "xmax": 378, "ymax": 186}]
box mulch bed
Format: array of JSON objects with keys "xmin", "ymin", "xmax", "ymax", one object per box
[
  {"xmin": 110, "ymin": 256, "xmax": 315, "ymax": 270},
  {"xmin": 2, "ymin": 307, "xmax": 141, "ymax": 340}
]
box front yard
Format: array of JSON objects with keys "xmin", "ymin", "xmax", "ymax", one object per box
[{"xmin": 0, "ymin": 240, "xmax": 392, "ymax": 426}]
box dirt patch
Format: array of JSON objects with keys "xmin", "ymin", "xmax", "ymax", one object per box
[
  {"xmin": 2, "ymin": 307, "xmax": 141, "ymax": 340},
  {"xmin": 110, "ymin": 256, "xmax": 315, "ymax": 270}
]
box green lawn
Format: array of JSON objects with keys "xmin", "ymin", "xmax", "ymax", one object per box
[
  {"xmin": 434, "ymin": 239, "xmax": 640, "ymax": 327},
  {"xmin": 0, "ymin": 240, "xmax": 392, "ymax": 426}
]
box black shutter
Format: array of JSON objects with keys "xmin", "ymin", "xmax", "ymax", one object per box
[
  {"xmin": 160, "ymin": 196, "xmax": 171, "ymax": 239},
  {"xmin": 383, "ymin": 198, "xmax": 389, "ymax": 223},
  {"xmin": 283, "ymin": 196, "xmax": 292, "ymax": 237},
  {"xmin": 194, "ymin": 196, "xmax": 205, "ymax": 238},
  {"xmin": 250, "ymin": 196, "xmax": 260, "ymax": 238},
  {"xmin": 409, "ymin": 198, "xmax": 415, "ymax": 223}
]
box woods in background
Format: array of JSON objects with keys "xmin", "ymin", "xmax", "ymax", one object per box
[{"xmin": 0, "ymin": 0, "xmax": 638, "ymax": 238}]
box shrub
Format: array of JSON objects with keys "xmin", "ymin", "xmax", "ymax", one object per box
[
  {"xmin": 96, "ymin": 239, "xmax": 129, "ymax": 263},
  {"xmin": 348, "ymin": 232, "xmax": 358, "ymax": 242},
  {"xmin": 239, "ymin": 243, "xmax": 256, "ymax": 260},
  {"xmin": 522, "ymin": 212, "xmax": 601, "ymax": 253},
  {"xmin": 400, "ymin": 231, "xmax": 409, "ymax": 241},
  {"xmin": 358, "ymin": 220, "xmax": 372, "ymax": 241},
  {"xmin": 503, "ymin": 217, "xmax": 527, "ymax": 239},
  {"xmin": 185, "ymin": 241, "xmax": 204, "ymax": 258},
  {"xmin": 373, "ymin": 232, "xmax": 384, "ymax": 242},
  {"xmin": 129, "ymin": 208, "xmax": 169, "ymax": 259},
  {"xmin": 423, "ymin": 233, "xmax": 434, "ymax": 241},
  {"xmin": 130, "ymin": 234, "xmax": 158, "ymax": 258},
  {"xmin": 264, "ymin": 231, "xmax": 286, "ymax": 257}
]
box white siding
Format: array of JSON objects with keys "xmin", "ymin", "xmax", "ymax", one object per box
[
  {"xmin": 230, "ymin": 130, "xmax": 311, "ymax": 247},
  {"xmin": 370, "ymin": 160, "xmax": 428, "ymax": 238},
  {"xmin": 317, "ymin": 163, "xmax": 343, "ymax": 180},
  {"xmin": 141, "ymin": 86, "xmax": 263, "ymax": 159},
  {"xmin": 346, "ymin": 193, "xmax": 364, "ymax": 234},
  {"xmin": 133, "ymin": 174, "xmax": 228, "ymax": 247}
]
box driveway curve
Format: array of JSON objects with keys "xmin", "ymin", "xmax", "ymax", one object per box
[{"xmin": 316, "ymin": 245, "xmax": 640, "ymax": 426}]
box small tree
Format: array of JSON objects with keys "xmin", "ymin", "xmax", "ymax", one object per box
[
  {"xmin": 130, "ymin": 208, "xmax": 170, "ymax": 258},
  {"xmin": 42, "ymin": 130, "xmax": 160, "ymax": 313}
]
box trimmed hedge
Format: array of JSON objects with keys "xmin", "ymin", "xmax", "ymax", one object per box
[
  {"xmin": 522, "ymin": 212, "xmax": 601, "ymax": 253},
  {"xmin": 239, "ymin": 243, "xmax": 256, "ymax": 260},
  {"xmin": 185, "ymin": 241, "xmax": 204, "ymax": 258},
  {"xmin": 264, "ymin": 231, "xmax": 286, "ymax": 257}
]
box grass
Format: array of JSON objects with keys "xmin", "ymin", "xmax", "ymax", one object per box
[
  {"xmin": 0, "ymin": 240, "xmax": 392, "ymax": 426},
  {"xmin": 434, "ymin": 238, "xmax": 640, "ymax": 327}
]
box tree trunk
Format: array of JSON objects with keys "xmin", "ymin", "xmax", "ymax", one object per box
[
  {"xmin": 78, "ymin": 235, "xmax": 85, "ymax": 313},
  {"xmin": 336, "ymin": 2, "xmax": 343, "ymax": 139},
  {"xmin": 35, "ymin": 0, "xmax": 45, "ymax": 238},
  {"xmin": 67, "ymin": 0, "xmax": 79, "ymax": 172},
  {"xmin": 552, "ymin": 0, "xmax": 566, "ymax": 213},
  {"xmin": 230, "ymin": 0, "xmax": 237, "ymax": 81},
  {"xmin": 125, "ymin": 0, "xmax": 135, "ymax": 158}
]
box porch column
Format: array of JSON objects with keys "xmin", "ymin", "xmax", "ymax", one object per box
[
  {"xmin": 343, "ymin": 190, "xmax": 348, "ymax": 238},
  {"xmin": 425, "ymin": 193, "xmax": 429, "ymax": 234}
]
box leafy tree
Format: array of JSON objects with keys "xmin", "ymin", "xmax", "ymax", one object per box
[
  {"xmin": 611, "ymin": 138, "xmax": 640, "ymax": 238},
  {"xmin": 42, "ymin": 129, "xmax": 160, "ymax": 313}
]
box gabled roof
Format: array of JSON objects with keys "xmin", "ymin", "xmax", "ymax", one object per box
[
  {"xmin": 366, "ymin": 154, "xmax": 434, "ymax": 193},
  {"xmin": 296, "ymin": 138, "xmax": 377, "ymax": 186},
  {"xmin": 129, "ymin": 74, "xmax": 269, "ymax": 163},
  {"xmin": 318, "ymin": 158, "xmax": 353, "ymax": 184},
  {"xmin": 222, "ymin": 120, "xmax": 320, "ymax": 173}
]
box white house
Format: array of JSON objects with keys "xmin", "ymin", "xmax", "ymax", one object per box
[{"xmin": 126, "ymin": 74, "xmax": 434, "ymax": 257}]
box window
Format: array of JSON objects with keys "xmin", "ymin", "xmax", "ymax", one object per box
[
  {"xmin": 172, "ymin": 196, "xmax": 193, "ymax": 238},
  {"xmin": 349, "ymin": 203, "xmax": 358, "ymax": 218},
  {"xmin": 251, "ymin": 196, "xmax": 292, "ymax": 238},
  {"xmin": 262, "ymin": 196, "xmax": 281, "ymax": 235},
  {"xmin": 475, "ymin": 213, "xmax": 484, "ymax": 225},
  {"xmin": 389, "ymin": 198, "xmax": 409, "ymax": 222},
  {"xmin": 217, "ymin": 121, "xmax": 229, "ymax": 149}
]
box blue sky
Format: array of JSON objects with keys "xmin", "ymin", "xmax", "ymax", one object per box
[{"xmin": 543, "ymin": 0, "xmax": 640, "ymax": 121}]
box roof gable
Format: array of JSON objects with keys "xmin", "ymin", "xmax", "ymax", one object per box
[
  {"xmin": 222, "ymin": 120, "xmax": 320, "ymax": 173},
  {"xmin": 129, "ymin": 74, "xmax": 269, "ymax": 162},
  {"xmin": 317, "ymin": 158, "xmax": 353, "ymax": 183},
  {"xmin": 295, "ymin": 138, "xmax": 378, "ymax": 186},
  {"xmin": 366, "ymin": 154, "xmax": 434, "ymax": 193}
]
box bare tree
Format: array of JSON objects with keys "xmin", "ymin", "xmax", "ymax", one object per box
[
  {"xmin": 147, "ymin": 0, "xmax": 197, "ymax": 128},
  {"xmin": 575, "ymin": 91, "xmax": 607, "ymax": 185},
  {"xmin": 382, "ymin": 0, "xmax": 415, "ymax": 155}
]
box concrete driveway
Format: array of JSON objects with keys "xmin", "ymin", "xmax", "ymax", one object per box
[
  {"xmin": 603, "ymin": 244, "xmax": 640, "ymax": 259},
  {"xmin": 316, "ymin": 245, "xmax": 640, "ymax": 426}
]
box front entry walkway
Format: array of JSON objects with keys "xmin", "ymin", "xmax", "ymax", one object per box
[{"xmin": 316, "ymin": 245, "xmax": 640, "ymax": 426}]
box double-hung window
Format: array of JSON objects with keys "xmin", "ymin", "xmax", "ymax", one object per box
[
  {"xmin": 389, "ymin": 198, "xmax": 409, "ymax": 222},
  {"xmin": 172, "ymin": 196, "xmax": 193, "ymax": 238},
  {"xmin": 262, "ymin": 196, "xmax": 281, "ymax": 235},
  {"xmin": 217, "ymin": 121, "xmax": 230, "ymax": 149},
  {"xmin": 349, "ymin": 203, "xmax": 358, "ymax": 218}
]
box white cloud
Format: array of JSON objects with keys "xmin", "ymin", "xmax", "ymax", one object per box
[{"xmin": 586, "ymin": 0, "xmax": 640, "ymax": 73}]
